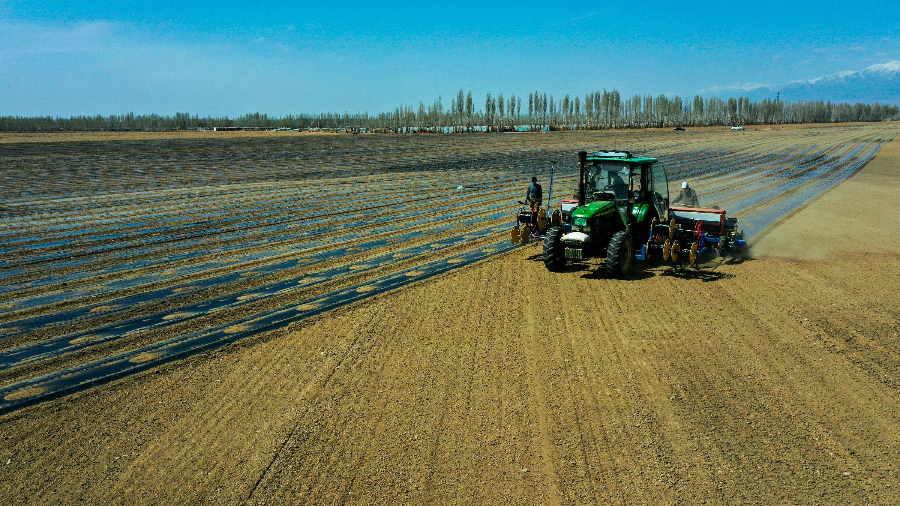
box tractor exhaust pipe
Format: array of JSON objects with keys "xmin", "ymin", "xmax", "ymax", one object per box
[
  {"xmin": 577, "ymin": 151, "xmax": 587, "ymax": 207},
  {"xmin": 546, "ymin": 160, "xmax": 556, "ymax": 211}
]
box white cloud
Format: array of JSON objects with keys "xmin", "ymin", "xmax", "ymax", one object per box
[
  {"xmin": 0, "ymin": 18, "xmax": 392, "ymax": 116},
  {"xmin": 0, "ymin": 20, "xmax": 118, "ymax": 56},
  {"xmin": 569, "ymin": 11, "xmax": 601, "ymax": 23},
  {"xmin": 702, "ymin": 82, "xmax": 771, "ymax": 94}
]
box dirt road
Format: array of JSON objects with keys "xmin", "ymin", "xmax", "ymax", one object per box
[{"xmin": 1, "ymin": 139, "xmax": 899, "ymax": 504}]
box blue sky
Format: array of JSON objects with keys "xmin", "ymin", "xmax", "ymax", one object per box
[{"xmin": 1, "ymin": 1, "xmax": 898, "ymax": 117}]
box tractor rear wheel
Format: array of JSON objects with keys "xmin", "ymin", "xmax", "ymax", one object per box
[
  {"xmin": 543, "ymin": 226, "xmax": 566, "ymax": 272},
  {"xmin": 606, "ymin": 231, "xmax": 634, "ymax": 277}
]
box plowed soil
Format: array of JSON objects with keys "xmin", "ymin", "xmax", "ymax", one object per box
[{"xmin": 1, "ymin": 135, "xmax": 899, "ymax": 504}]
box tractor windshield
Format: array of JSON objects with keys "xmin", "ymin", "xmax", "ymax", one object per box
[
  {"xmin": 584, "ymin": 162, "xmax": 630, "ymax": 201},
  {"xmin": 650, "ymin": 162, "xmax": 669, "ymax": 219}
]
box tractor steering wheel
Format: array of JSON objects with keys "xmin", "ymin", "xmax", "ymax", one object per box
[{"xmin": 593, "ymin": 190, "xmax": 616, "ymax": 201}]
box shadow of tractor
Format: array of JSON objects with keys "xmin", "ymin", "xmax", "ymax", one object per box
[
  {"xmin": 526, "ymin": 251, "xmax": 747, "ymax": 282},
  {"xmin": 660, "ymin": 268, "xmax": 735, "ymax": 282},
  {"xmin": 526, "ymin": 252, "xmax": 656, "ymax": 280}
]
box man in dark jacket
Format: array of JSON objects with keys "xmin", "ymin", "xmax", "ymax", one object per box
[
  {"xmin": 525, "ymin": 176, "xmax": 543, "ymax": 213},
  {"xmin": 609, "ymin": 170, "xmax": 628, "ymax": 199},
  {"xmin": 672, "ymin": 181, "xmax": 700, "ymax": 207}
]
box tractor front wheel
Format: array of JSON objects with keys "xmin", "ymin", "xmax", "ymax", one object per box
[
  {"xmin": 606, "ymin": 231, "xmax": 634, "ymax": 277},
  {"xmin": 543, "ymin": 226, "xmax": 566, "ymax": 272}
]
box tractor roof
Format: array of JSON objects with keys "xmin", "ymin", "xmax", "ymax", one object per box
[{"xmin": 586, "ymin": 155, "xmax": 658, "ymax": 165}]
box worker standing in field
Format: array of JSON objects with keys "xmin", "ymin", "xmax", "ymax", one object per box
[
  {"xmin": 672, "ymin": 181, "xmax": 700, "ymax": 207},
  {"xmin": 525, "ymin": 176, "xmax": 543, "ymax": 214}
]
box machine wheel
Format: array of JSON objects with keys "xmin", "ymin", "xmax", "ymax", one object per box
[
  {"xmin": 550, "ymin": 209, "xmax": 561, "ymax": 227},
  {"xmin": 510, "ymin": 225, "xmax": 521, "ymax": 245},
  {"xmin": 519, "ymin": 224, "xmax": 530, "ymax": 245},
  {"xmin": 606, "ymin": 231, "xmax": 634, "ymax": 277},
  {"xmin": 543, "ymin": 226, "xmax": 567, "ymax": 272}
]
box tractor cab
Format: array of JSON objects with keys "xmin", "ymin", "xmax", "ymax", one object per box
[{"xmin": 575, "ymin": 151, "xmax": 669, "ymax": 241}]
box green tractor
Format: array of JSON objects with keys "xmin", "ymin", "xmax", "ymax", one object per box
[{"xmin": 543, "ymin": 150, "xmax": 669, "ymax": 276}]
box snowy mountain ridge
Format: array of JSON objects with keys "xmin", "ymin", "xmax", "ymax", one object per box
[{"xmin": 707, "ymin": 61, "xmax": 900, "ymax": 104}]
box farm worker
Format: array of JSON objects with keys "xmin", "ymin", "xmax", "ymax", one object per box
[
  {"xmin": 525, "ymin": 176, "xmax": 543, "ymax": 214},
  {"xmin": 672, "ymin": 181, "xmax": 700, "ymax": 207},
  {"xmin": 609, "ymin": 170, "xmax": 628, "ymax": 199}
]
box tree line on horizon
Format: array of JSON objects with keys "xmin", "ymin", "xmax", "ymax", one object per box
[{"xmin": 2, "ymin": 90, "xmax": 897, "ymax": 133}]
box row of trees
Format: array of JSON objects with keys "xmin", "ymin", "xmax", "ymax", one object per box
[{"xmin": 2, "ymin": 90, "xmax": 897, "ymax": 133}]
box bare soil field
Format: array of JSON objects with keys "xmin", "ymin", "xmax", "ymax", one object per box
[{"xmin": 1, "ymin": 125, "xmax": 899, "ymax": 503}]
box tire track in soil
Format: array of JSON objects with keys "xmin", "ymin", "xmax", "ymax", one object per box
[
  {"xmin": 548, "ymin": 269, "xmax": 697, "ymax": 503},
  {"xmin": 521, "ymin": 289, "xmax": 564, "ymax": 504},
  {"xmin": 113, "ymin": 305, "xmax": 390, "ymax": 503},
  {"xmin": 561, "ymin": 292, "xmax": 659, "ymax": 501},
  {"xmin": 245, "ymin": 304, "xmax": 390, "ymax": 502},
  {"xmin": 245, "ymin": 276, "xmax": 476, "ymax": 503}
]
